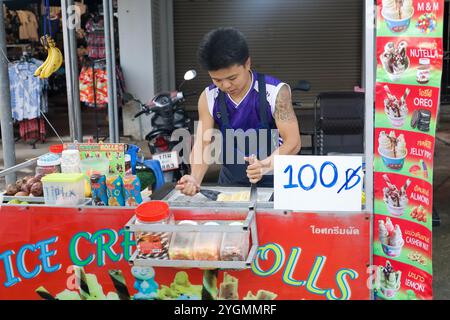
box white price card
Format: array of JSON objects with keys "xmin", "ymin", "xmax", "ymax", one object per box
[
  {"xmin": 274, "ymin": 155, "xmax": 363, "ymax": 212},
  {"xmin": 153, "ymin": 151, "xmax": 179, "ymax": 172}
]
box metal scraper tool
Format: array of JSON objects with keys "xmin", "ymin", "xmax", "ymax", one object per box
[
  {"xmin": 198, "ymin": 189, "xmax": 221, "ymax": 201},
  {"xmin": 176, "ymin": 182, "xmax": 221, "ymax": 201}
]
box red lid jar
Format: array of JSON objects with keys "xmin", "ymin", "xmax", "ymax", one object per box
[
  {"xmin": 49, "ymin": 144, "xmax": 64, "ymax": 155},
  {"xmin": 135, "ymin": 201, "xmax": 170, "ymax": 223},
  {"xmin": 134, "ymin": 201, "xmax": 171, "ymax": 258}
]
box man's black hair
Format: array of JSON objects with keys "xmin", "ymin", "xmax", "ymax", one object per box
[{"xmin": 197, "ymin": 27, "xmax": 249, "ymax": 71}]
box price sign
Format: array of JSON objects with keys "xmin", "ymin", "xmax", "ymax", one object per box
[
  {"xmin": 274, "ymin": 155, "xmax": 363, "ymax": 211},
  {"xmin": 153, "ymin": 151, "xmax": 179, "ymax": 172}
]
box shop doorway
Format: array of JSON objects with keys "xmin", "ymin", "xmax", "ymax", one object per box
[{"xmin": 3, "ymin": 0, "xmax": 123, "ymax": 145}]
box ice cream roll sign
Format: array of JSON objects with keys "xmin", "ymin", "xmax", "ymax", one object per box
[
  {"xmin": 375, "ymin": 83, "xmax": 440, "ymax": 133},
  {"xmin": 374, "ymin": 172, "xmax": 433, "ymax": 227},
  {"xmin": 375, "ymin": 128, "xmax": 434, "ymax": 181},
  {"xmin": 377, "ymin": 37, "xmax": 443, "ymax": 87},
  {"xmin": 375, "ymin": 215, "xmax": 432, "ymax": 266},
  {"xmin": 374, "ymin": 0, "xmax": 443, "ymax": 300},
  {"xmin": 378, "ymin": 0, "xmax": 444, "ymax": 37},
  {"xmin": 373, "ymin": 258, "xmax": 432, "ymax": 300},
  {"xmin": 379, "ymin": 217, "xmax": 431, "ymax": 264}
]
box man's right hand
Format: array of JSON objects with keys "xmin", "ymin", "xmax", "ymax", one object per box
[{"xmin": 175, "ymin": 175, "xmax": 200, "ymax": 196}]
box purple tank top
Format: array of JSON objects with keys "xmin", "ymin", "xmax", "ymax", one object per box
[{"xmin": 205, "ymin": 71, "xmax": 287, "ymax": 130}]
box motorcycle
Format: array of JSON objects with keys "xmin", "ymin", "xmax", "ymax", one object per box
[{"xmin": 125, "ymin": 69, "xmax": 197, "ymax": 182}]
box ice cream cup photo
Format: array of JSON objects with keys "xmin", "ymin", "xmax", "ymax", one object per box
[
  {"xmin": 382, "ymin": 8, "xmax": 414, "ymax": 33},
  {"xmin": 381, "ymin": 239, "xmax": 405, "ymax": 257},
  {"xmin": 386, "ymin": 112, "xmax": 407, "ymax": 127},
  {"xmin": 380, "ymin": 285, "xmax": 400, "ymax": 299},
  {"xmin": 386, "ymin": 202, "xmax": 406, "ymax": 217},
  {"xmin": 378, "ymin": 147, "xmax": 407, "ymax": 170}
]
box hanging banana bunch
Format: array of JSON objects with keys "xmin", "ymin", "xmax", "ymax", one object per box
[
  {"xmin": 34, "ymin": 0, "xmax": 62, "ymax": 79},
  {"xmin": 34, "ymin": 35, "xmax": 63, "ymax": 79}
]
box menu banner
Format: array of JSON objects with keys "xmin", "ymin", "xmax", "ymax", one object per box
[
  {"xmin": 375, "ymin": 83, "xmax": 440, "ymax": 134},
  {"xmin": 374, "ymin": 0, "xmax": 443, "ymax": 300},
  {"xmin": 376, "ymin": 37, "xmax": 443, "ymax": 87},
  {"xmin": 377, "ymin": 0, "xmax": 444, "ymax": 37},
  {"xmin": 374, "ymin": 127, "xmax": 435, "ymax": 183}
]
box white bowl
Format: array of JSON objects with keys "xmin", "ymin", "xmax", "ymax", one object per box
[
  {"xmin": 386, "ymin": 202, "xmax": 407, "ymax": 217},
  {"xmin": 381, "ymin": 239, "xmax": 405, "ymax": 257}
]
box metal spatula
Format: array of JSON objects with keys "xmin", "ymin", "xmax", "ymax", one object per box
[
  {"xmin": 176, "ymin": 182, "xmax": 221, "ymax": 201},
  {"xmin": 198, "ymin": 189, "xmax": 221, "ymax": 201}
]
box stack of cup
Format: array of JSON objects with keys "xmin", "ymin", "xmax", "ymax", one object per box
[{"xmin": 61, "ymin": 150, "xmax": 81, "ymax": 173}]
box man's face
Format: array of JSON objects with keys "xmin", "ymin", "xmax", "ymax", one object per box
[{"xmin": 208, "ymin": 59, "xmax": 251, "ymax": 96}]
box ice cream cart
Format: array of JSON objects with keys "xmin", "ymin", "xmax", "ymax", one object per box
[{"xmin": 0, "ymin": 0, "xmax": 443, "ymax": 300}]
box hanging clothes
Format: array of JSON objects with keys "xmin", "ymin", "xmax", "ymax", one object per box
[
  {"xmin": 19, "ymin": 118, "xmax": 46, "ymax": 143},
  {"xmin": 3, "ymin": 6, "xmax": 21, "ymax": 44},
  {"xmin": 8, "ymin": 59, "xmax": 48, "ymax": 142},
  {"xmin": 16, "ymin": 10, "xmax": 39, "ymax": 42},
  {"xmin": 79, "ymin": 60, "xmax": 108, "ymax": 108},
  {"xmin": 8, "ymin": 59, "xmax": 48, "ymax": 121},
  {"xmin": 85, "ymin": 15, "xmax": 106, "ymax": 59},
  {"xmin": 79, "ymin": 60, "xmax": 126, "ymax": 109}
]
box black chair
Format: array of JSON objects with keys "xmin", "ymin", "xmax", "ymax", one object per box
[{"xmin": 314, "ymin": 91, "xmax": 365, "ymax": 155}]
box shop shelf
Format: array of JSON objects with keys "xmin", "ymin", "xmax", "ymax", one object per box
[{"xmin": 126, "ymin": 206, "xmax": 259, "ymax": 270}]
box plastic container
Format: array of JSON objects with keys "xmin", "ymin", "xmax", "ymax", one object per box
[
  {"xmin": 60, "ymin": 150, "xmax": 81, "ymax": 173},
  {"xmin": 193, "ymin": 222, "xmax": 222, "ymax": 261},
  {"xmin": 220, "ymin": 222, "xmax": 250, "ymax": 261},
  {"xmin": 61, "ymin": 150, "xmax": 80, "ymax": 164},
  {"xmin": 80, "ymin": 158, "xmax": 110, "ymax": 176},
  {"xmin": 135, "ymin": 201, "xmax": 171, "ymax": 259},
  {"xmin": 168, "ymin": 220, "xmax": 198, "ymax": 260},
  {"xmin": 41, "ymin": 173, "xmax": 85, "ymax": 205},
  {"xmin": 36, "ymin": 153, "xmax": 61, "ymax": 176}
]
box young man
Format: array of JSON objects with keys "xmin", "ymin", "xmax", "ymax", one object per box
[{"xmin": 177, "ymin": 27, "xmax": 301, "ymax": 196}]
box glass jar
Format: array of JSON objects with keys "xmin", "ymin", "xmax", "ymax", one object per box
[
  {"xmin": 416, "ymin": 58, "xmax": 430, "ymax": 84},
  {"xmin": 36, "ymin": 153, "xmax": 61, "ymax": 176},
  {"xmin": 168, "ymin": 220, "xmax": 198, "ymax": 260},
  {"xmin": 60, "ymin": 150, "xmax": 81, "ymax": 173},
  {"xmin": 193, "ymin": 222, "xmax": 222, "ymax": 261},
  {"xmin": 134, "ymin": 201, "xmax": 171, "ymax": 259},
  {"xmin": 220, "ymin": 222, "xmax": 250, "ymax": 261}
]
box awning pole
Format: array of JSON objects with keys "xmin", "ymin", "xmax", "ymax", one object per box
[
  {"xmin": 364, "ymin": 0, "xmax": 375, "ymax": 214},
  {"xmin": 61, "ymin": 0, "xmax": 83, "ymax": 142},
  {"xmin": 103, "ymin": 0, "xmax": 118, "ymax": 142},
  {"xmin": 0, "ymin": 0, "xmax": 17, "ymax": 185}
]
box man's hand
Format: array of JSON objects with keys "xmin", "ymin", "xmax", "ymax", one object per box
[
  {"xmin": 175, "ymin": 175, "xmax": 200, "ymax": 196},
  {"xmin": 245, "ymin": 155, "xmax": 265, "ymax": 184}
]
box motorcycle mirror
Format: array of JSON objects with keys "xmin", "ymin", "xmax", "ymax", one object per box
[
  {"xmin": 184, "ymin": 69, "xmax": 197, "ymax": 81},
  {"xmin": 178, "ymin": 69, "xmax": 197, "ymax": 90}
]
